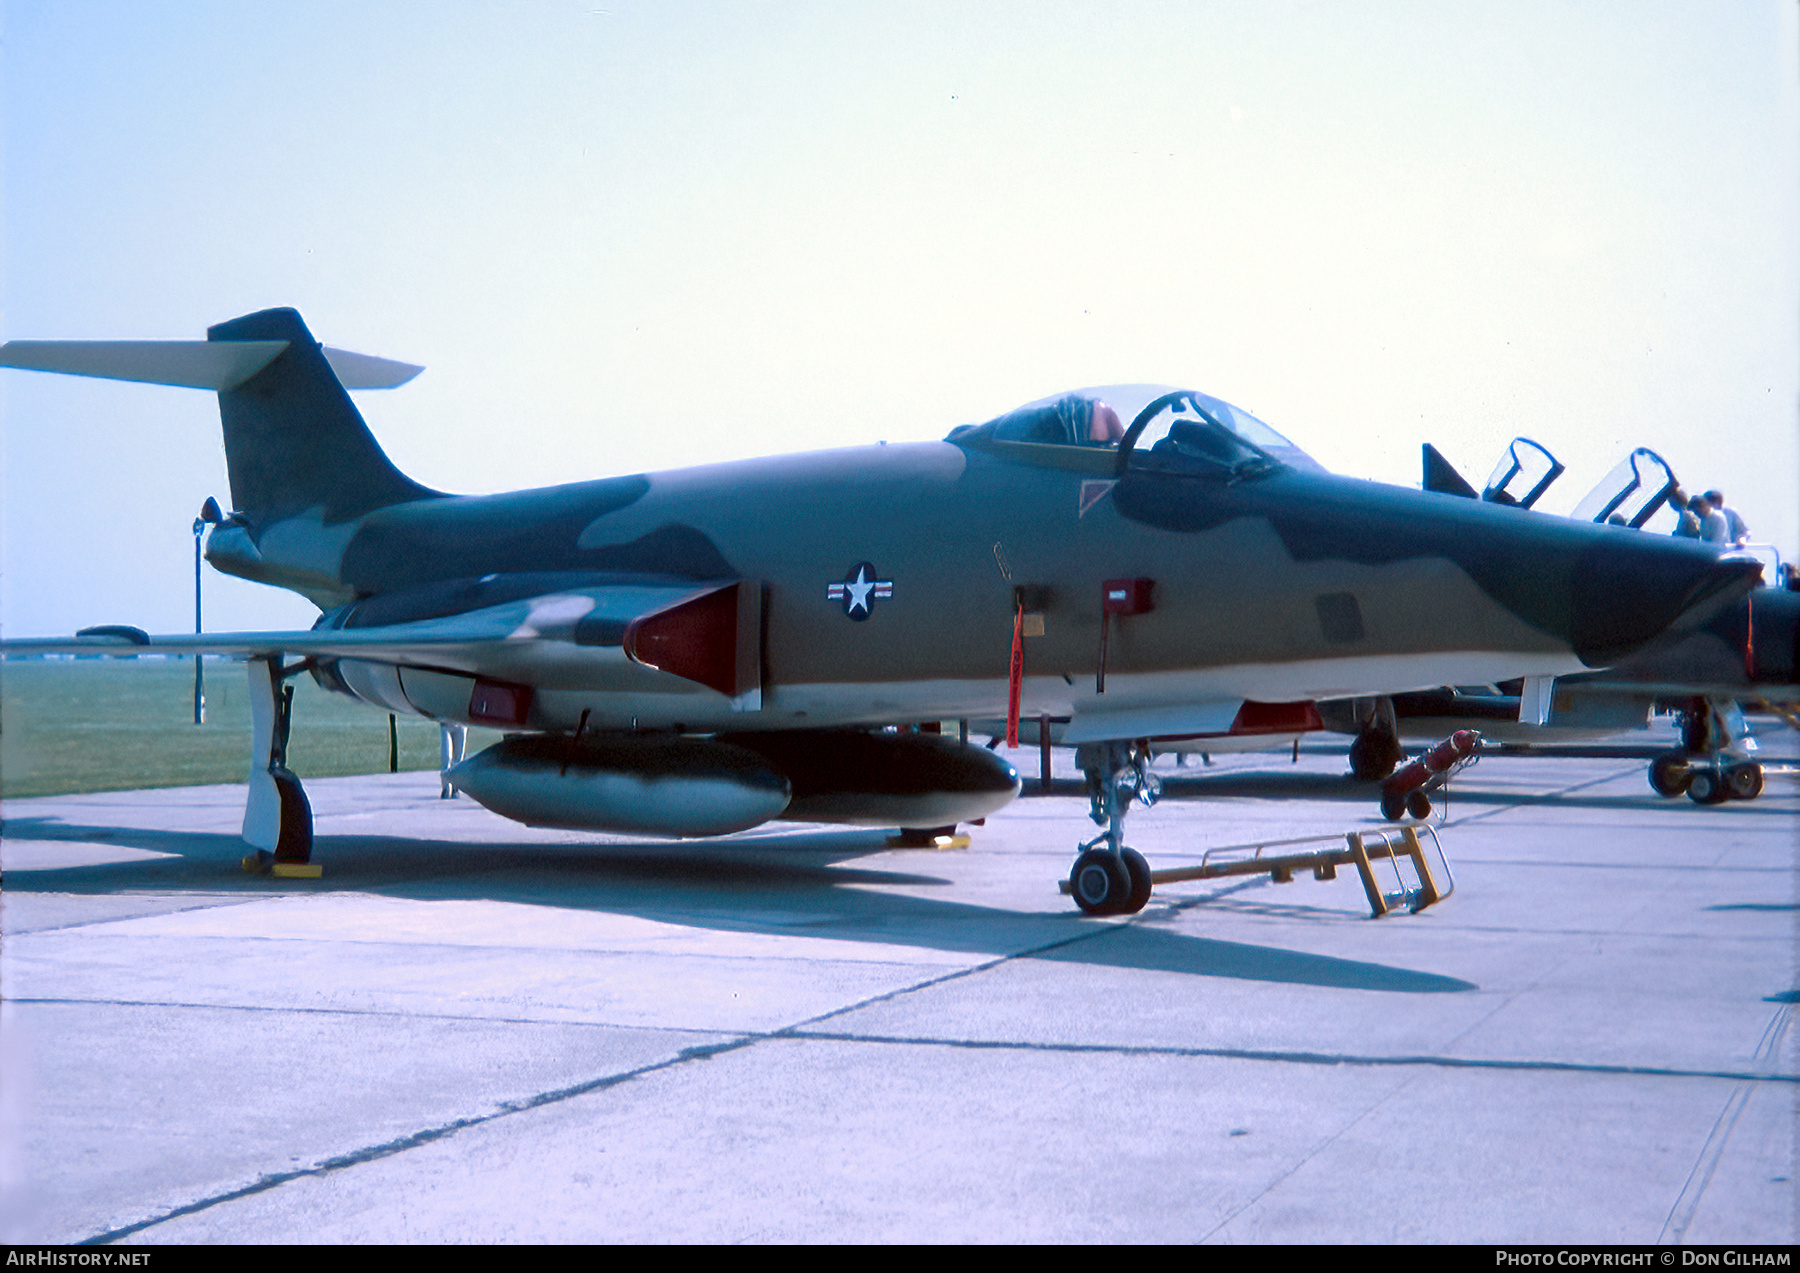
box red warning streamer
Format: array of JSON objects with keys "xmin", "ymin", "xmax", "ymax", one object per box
[
  {"xmin": 1745, "ymin": 589, "xmax": 1756, "ymax": 680},
  {"xmin": 1005, "ymin": 600, "xmax": 1025, "ymax": 748}
]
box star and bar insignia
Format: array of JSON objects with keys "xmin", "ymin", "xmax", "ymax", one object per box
[{"xmin": 827, "ymin": 562, "xmax": 893, "ymax": 621}]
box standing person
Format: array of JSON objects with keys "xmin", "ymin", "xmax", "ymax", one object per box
[
  {"xmin": 1697, "ymin": 495, "xmax": 1732, "ymax": 546},
  {"xmin": 1670, "ymin": 488, "xmax": 1702, "ymax": 539},
  {"xmin": 1703, "ymin": 490, "xmax": 1750, "ymax": 545}
]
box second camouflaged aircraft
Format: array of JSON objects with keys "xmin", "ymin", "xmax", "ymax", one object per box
[{"xmin": 0, "ymin": 309, "xmax": 1762, "ymax": 913}]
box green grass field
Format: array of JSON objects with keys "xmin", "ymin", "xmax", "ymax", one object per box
[{"xmin": 1, "ymin": 656, "xmax": 503, "ymax": 798}]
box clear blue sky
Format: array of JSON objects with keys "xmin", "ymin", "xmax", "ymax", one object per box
[{"xmin": 5, "ymin": 0, "xmax": 1796, "ymax": 636}]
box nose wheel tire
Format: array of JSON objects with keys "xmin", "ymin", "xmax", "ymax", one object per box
[
  {"xmin": 1071, "ymin": 849, "xmax": 1127, "ymax": 915},
  {"xmin": 1121, "ymin": 847, "xmax": 1153, "ymax": 914},
  {"xmin": 1071, "ymin": 847, "xmax": 1152, "ymax": 916}
]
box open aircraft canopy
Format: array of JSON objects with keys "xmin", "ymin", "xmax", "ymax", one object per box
[
  {"xmin": 1573, "ymin": 447, "xmax": 1681, "ymax": 530},
  {"xmin": 1482, "ymin": 437, "xmax": 1565, "ymax": 509}
]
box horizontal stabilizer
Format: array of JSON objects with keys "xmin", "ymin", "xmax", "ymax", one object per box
[
  {"xmin": 0, "ymin": 340, "xmax": 422, "ymax": 390},
  {"xmin": 318, "ymin": 346, "xmax": 427, "ymax": 389}
]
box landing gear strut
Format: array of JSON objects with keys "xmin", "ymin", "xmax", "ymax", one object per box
[
  {"xmin": 1348, "ymin": 697, "xmax": 1404, "ymax": 781},
  {"xmin": 242, "ymin": 655, "xmax": 316, "ymax": 874},
  {"xmin": 1067, "ymin": 741, "xmax": 1159, "ymax": 915}
]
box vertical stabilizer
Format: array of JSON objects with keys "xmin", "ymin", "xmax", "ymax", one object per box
[{"xmin": 209, "ymin": 308, "xmax": 440, "ymax": 525}]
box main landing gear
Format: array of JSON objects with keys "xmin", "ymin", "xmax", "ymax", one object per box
[
  {"xmin": 1348, "ymin": 697, "xmax": 1405, "ymax": 781},
  {"xmin": 1067, "ymin": 741, "xmax": 1159, "ymax": 915},
  {"xmin": 1648, "ymin": 698, "xmax": 1764, "ymax": 807},
  {"xmin": 241, "ymin": 655, "xmax": 319, "ymax": 877}
]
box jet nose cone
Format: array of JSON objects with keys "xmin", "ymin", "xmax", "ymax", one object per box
[{"xmin": 1571, "ymin": 538, "xmax": 1763, "ymax": 667}]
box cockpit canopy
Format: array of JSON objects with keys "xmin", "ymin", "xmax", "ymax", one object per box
[
  {"xmin": 947, "ymin": 384, "xmax": 1327, "ymax": 478},
  {"xmin": 972, "ymin": 393, "xmax": 1128, "ymax": 447}
]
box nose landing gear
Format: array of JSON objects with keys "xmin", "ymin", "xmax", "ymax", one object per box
[{"xmin": 1067, "ymin": 741, "xmax": 1159, "ymax": 915}]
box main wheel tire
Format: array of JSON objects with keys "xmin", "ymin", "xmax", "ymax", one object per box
[
  {"xmin": 1687, "ymin": 768, "xmax": 1730, "ymax": 805},
  {"xmin": 1405, "ymin": 789, "xmax": 1433, "ymax": 820},
  {"xmin": 1349, "ymin": 729, "xmax": 1402, "ymax": 781},
  {"xmin": 1726, "ymin": 762, "xmax": 1765, "ymax": 800},
  {"xmin": 1070, "ymin": 848, "xmax": 1131, "ymax": 916},
  {"xmin": 1649, "ymin": 751, "xmax": 1692, "ymax": 798},
  {"xmin": 270, "ymin": 765, "xmax": 314, "ymax": 865},
  {"xmin": 1120, "ymin": 848, "xmax": 1153, "ymax": 914}
]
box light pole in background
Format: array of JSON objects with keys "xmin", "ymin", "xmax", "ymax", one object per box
[{"xmin": 193, "ymin": 497, "xmax": 222, "ymax": 724}]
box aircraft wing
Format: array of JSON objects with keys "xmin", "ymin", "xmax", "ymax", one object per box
[
  {"xmin": 2, "ymin": 624, "xmax": 517, "ymax": 662},
  {"xmin": 0, "ymin": 579, "xmax": 762, "ymax": 701}
]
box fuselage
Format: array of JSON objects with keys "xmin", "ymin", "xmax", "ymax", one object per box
[{"xmin": 209, "ymin": 425, "xmax": 1759, "ymax": 738}]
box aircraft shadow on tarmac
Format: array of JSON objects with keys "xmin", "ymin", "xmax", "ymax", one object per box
[
  {"xmin": 1025, "ymin": 774, "xmax": 1374, "ymax": 801},
  {"xmin": 1, "ymin": 815, "xmax": 1474, "ymax": 994}
]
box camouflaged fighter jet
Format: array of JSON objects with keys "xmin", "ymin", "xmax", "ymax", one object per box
[{"xmin": 0, "ymin": 308, "xmax": 1764, "ymax": 914}]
